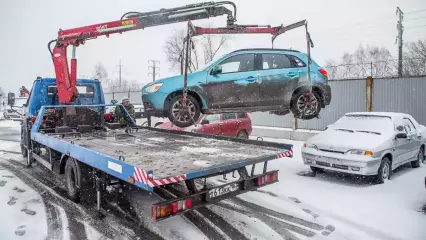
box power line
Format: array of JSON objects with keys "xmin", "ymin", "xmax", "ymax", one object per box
[
  {"xmin": 404, "ymin": 16, "xmax": 426, "ymax": 21},
  {"xmin": 405, "ymin": 24, "xmax": 426, "ymax": 30},
  {"xmin": 405, "ymin": 9, "xmax": 426, "ymax": 14}
]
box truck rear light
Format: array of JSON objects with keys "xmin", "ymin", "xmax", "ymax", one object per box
[
  {"xmin": 257, "ymin": 172, "xmax": 278, "ymax": 186},
  {"xmin": 152, "ymin": 198, "xmax": 192, "ymax": 221},
  {"xmin": 318, "ymin": 68, "xmax": 328, "ymax": 78}
]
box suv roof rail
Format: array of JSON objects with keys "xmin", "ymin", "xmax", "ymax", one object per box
[{"xmin": 230, "ymin": 48, "xmax": 301, "ymax": 53}]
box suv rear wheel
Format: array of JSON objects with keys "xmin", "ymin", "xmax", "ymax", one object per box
[{"xmin": 290, "ymin": 91, "xmax": 321, "ymax": 120}]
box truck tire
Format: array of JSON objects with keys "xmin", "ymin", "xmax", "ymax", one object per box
[
  {"xmin": 411, "ymin": 147, "xmax": 423, "ymax": 168},
  {"xmin": 290, "ymin": 91, "xmax": 321, "ymax": 120},
  {"xmin": 167, "ymin": 94, "xmax": 201, "ymax": 128},
  {"xmin": 374, "ymin": 157, "xmax": 391, "ymax": 184},
  {"xmin": 20, "ymin": 130, "xmax": 28, "ymax": 158},
  {"xmin": 65, "ymin": 158, "xmax": 83, "ymax": 202}
]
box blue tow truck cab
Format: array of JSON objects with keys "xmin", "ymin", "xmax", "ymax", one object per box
[{"xmin": 17, "ymin": 77, "xmax": 294, "ymax": 221}]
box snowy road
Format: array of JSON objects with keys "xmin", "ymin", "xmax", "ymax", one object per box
[{"xmin": 0, "ymin": 119, "xmax": 425, "ymax": 240}]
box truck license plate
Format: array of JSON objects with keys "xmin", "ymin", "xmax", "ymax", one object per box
[{"xmin": 208, "ymin": 183, "xmax": 239, "ymax": 200}]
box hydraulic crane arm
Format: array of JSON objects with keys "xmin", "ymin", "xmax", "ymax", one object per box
[{"xmin": 49, "ymin": 1, "xmax": 237, "ymax": 104}]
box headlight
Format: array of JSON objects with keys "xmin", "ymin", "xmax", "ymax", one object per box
[
  {"xmin": 347, "ymin": 149, "xmax": 373, "ymax": 156},
  {"xmin": 144, "ymin": 83, "xmax": 163, "ymax": 93},
  {"xmin": 303, "ymin": 142, "xmax": 318, "ymax": 150}
]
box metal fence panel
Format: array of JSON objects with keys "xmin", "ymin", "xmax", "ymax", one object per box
[
  {"xmin": 250, "ymin": 79, "xmax": 366, "ymax": 130},
  {"xmin": 104, "ymin": 91, "xmax": 142, "ymax": 104},
  {"xmin": 373, "ymin": 76, "xmax": 426, "ymax": 125}
]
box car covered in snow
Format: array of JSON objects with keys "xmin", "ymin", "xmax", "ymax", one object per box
[
  {"xmin": 3, "ymin": 97, "xmax": 28, "ymax": 120},
  {"xmin": 142, "ymin": 48, "xmax": 331, "ymax": 127},
  {"xmin": 302, "ymin": 112, "xmax": 425, "ymax": 183}
]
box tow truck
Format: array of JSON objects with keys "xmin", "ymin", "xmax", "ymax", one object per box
[{"xmin": 7, "ymin": 2, "xmax": 293, "ymax": 221}]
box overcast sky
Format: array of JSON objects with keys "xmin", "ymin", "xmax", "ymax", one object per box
[{"xmin": 0, "ymin": 0, "xmax": 425, "ymax": 93}]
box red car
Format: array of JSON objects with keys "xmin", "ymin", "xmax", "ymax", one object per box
[{"xmin": 156, "ymin": 112, "xmax": 252, "ymax": 139}]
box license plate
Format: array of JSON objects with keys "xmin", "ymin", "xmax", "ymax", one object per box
[{"xmin": 208, "ymin": 183, "xmax": 239, "ymax": 200}]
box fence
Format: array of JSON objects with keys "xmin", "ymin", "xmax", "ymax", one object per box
[
  {"xmin": 103, "ymin": 76, "xmax": 426, "ymax": 130},
  {"xmin": 250, "ymin": 76, "xmax": 426, "ymax": 130}
]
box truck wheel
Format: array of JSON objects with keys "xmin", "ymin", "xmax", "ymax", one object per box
[
  {"xmin": 411, "ymin": 147, "xmax": 423, "ymax": 168},
  {"xmin": 20, "ymin": 131, "xmax": 28, "ymax": 158},
  {"xmin": 167, "ymin": 95, "xmax": 201, "ymax": 128},
  {"xmin": 236, "ymin": 130, "xmax": 248, "ymax": 139},
  {"xmin": 310, "ymin": 166, "xmax": 324, "ymax": 174},
  {"xmin": 374, "ymin": 157, "xmax": 391, "ymax": 184},
  {"xmin": 65, "ymin": 159, "xmax": 82, "ymax": 202},
  {"xmin": 290, "ymin": 91, "xmax": 321, "ymax": 120}
]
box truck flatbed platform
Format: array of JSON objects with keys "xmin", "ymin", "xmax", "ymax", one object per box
[{"xmin": 52, "ymin": 128, "xmax": 292, "ymax": 180}]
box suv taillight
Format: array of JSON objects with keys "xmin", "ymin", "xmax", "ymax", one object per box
[{"xmin": 318, "ymin": 68, "xmax": 328, "ymax": 78}]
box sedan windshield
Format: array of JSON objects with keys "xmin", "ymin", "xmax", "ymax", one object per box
[{"xmin": 330, "ymin": 115, "xmax": 394, "ymax": 135}]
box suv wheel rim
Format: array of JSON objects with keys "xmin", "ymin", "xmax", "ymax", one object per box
[
  {"xmin": 297, "ymin": 93, "xmax": 318, "ymax": 116},
  {"xmin": 171, "ymin": 98, "xmax": 196, "ymax": 124},
  {"xmin": 382, "ymin": 163, "xmax": 389, "ymax": 179}
]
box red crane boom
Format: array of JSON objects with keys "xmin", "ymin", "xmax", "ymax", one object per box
[{"xmin": 49, "ymin": 1, "xmax": 238, "ymax": 104}]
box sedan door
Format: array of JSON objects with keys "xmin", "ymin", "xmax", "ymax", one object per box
[
  {"xmin": 258, "ymin": 53, "xmax": 303, "ymax": 106},
  {"xmin": 204, "ymin": 53, "xmax": 261, "ymax": 109},
  {"xmin": 403, "ymin": 118, "xmax": 422, "ymax": 160},
  {"xmin": 197, "ymin": 114, "xmax": 223, "ymax": 136},
  {"xmin": 220, "ymin": 113, "xmax": 239, "ymax": 137}
]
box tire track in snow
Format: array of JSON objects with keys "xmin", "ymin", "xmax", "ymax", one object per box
[
  {"xmin": 159, "ymin": 185, "xmax": 248, "ymax": 240},
  {"xmin": 2, "ymin": 158, "xmax": 163, "ymax": 240}
]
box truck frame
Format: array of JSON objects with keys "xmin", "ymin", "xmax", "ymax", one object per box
[{"xmin": 28, "ymin": 104, "xmax": 293, "ymax": 221}]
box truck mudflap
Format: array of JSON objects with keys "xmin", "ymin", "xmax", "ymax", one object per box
[{"xmin": 152, "ymin": 170, "xmax": 278, "ymax": 221}]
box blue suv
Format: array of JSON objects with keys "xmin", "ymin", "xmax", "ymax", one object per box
[{"xmin": 142, "ymin": 48, "xmax": 331, "ymax": 127}]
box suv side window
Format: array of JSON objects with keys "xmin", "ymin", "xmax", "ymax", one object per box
[
  {"xmin": 222, "ymin": 113, "xmax": 236, "ymax": 121},
  {"xmin": 287, "ymin": 55, "xmax": 306, "ymax": 67},
  {"xmin": 403, "ymin": 118, "xmax": 416, "ymax": 134},
  {"xmin": 262, "ymin": 54, "xmax": 292, "ymax": 70},
  {"xmin": 218, "ymin": 54, "xmax": 255, "ymax": 74},
  {"xmin": 237, "ymin": 112, "xmax": 247, "ymax": 119},
  {"xmin": 204, "ymin": 114, "xmax": 220, "ymax": 123}
]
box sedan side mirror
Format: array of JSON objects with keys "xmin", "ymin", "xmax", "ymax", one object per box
[
  {"xmin": 7, "ymin": 92, "xmax": 15, "ymax": 106},
  {"xmin": 395, "ymin": 132, "xmax": 408, "ymax": 139},
  {"xmin": 210, "ymin": 65, "xmax": 222, "ymax": 75},
  {"xmin": 201, "ymin": 119, "xmax": 210, "ymax": 125}
]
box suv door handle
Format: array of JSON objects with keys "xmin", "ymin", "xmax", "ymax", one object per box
[
  {"xmin": 287, "ymin": 72, "xmax": 297, "ymax": 77},
  {"xmin": 246, "ymin": 77, "xmax": 256, "ymax": 82}
]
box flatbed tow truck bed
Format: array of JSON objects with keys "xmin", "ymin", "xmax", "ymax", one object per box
[{"xmin": 29, "ymin": 105, "xmax": 293, "ymax": 220}]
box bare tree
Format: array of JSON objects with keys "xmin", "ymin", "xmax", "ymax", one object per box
[
  {"xmin": 202, "ymin": 34, "xmax": 230, "ymax": 64},
  {"xmin": 404, "ymin": 39, "xmax": 426, "ymax": 76},
  {"xmin": 164, "ymin": 28, "xmax": 230, "ymax": 74},
  {"xmin": 93, "ymin": 62, "xmax": 110, "ymax": 85}
]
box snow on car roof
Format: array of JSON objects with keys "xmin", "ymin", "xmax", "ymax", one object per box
[{"xmin": 345, "ymin": 112, "xmax": 412, "ymax": 119}]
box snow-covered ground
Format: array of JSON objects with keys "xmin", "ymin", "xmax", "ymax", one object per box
[
  {"xmin": 0, "ymin": 119, "xmax": 425, "ymax": 240},
  {"xmin": 243, "ymin": 136, "xmax": 426, "ymax": 240}
]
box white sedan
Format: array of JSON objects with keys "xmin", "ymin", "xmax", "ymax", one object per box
[{"xmin": 302, "ymin": 112, "xmax": 425, "ymax": 183}]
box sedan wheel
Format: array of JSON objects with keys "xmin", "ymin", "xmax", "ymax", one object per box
[
  {"xmin": 374, "ymin": 158, "xmax": 391, "ymax": 184},
  {"xmin": 411, "ymin": 147, "xmax": 423, "ymax": 168}
]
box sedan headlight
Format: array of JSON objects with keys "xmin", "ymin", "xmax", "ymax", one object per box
[
  {"xmin": 347, "ymin": 149, "xmax": 373, "ymax": 156},
  {"xmin": 144, "ymin": 83, "xmax": 163, "ymax": 93},
  {"xmin": 303, "ymin": 142, "xmax": 318, "ymax": 150}
]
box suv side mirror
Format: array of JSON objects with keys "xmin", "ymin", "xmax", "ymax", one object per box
[
  {"xmin": 395, "ymin": 132, "xmax": 407, "ymax": 139},
  {"xmin": 210, "ymin": 65, "xmax": 222, "ymax": 75},
  {"xmin": 7, "ymin": 92, "xmax": 15, "ymax": 106},
  {"xmin": 201, "ymin": 119, "xmax": 210, "ymax": 125}
]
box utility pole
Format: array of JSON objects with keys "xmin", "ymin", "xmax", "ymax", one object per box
[
  {"xmin": 148, "ymin": 60, "xmax": 160, "ymax": 82},
  {"xmin": 116, "ymin": 59, "xmax": 124, "ymax": 87},
  {"xmin": 396, "ymin": 7, "xmax": 404, "ymax": 77}
]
